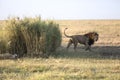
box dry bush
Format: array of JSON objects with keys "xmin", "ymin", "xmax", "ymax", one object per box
[{"xmin": 6, "ymin": 17, "xmax": 61, "ymax": 58}]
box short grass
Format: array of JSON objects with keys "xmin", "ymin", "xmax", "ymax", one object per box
[
  {"xmin": 0, "ymin": 54, "xmax": 120, "ymax": 80},
  {"xmin": 0, "ymin": 47, "xmax": 120, "ymax": 80}
]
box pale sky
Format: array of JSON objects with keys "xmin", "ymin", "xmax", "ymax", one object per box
[{"xmin": 0, "ymin": 0, "xmax": 120, "ymax": 20}]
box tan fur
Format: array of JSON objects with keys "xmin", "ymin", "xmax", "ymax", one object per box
[{"xmin": 64, "ymin": 28, "xmax": 99, "ymax": 51}]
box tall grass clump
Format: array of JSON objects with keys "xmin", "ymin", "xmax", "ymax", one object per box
[
  {"xmin": 6, "ymin": 17, "xmax": 61, "ymax": 57},
  {"xmin": 0, "ymin": 38, "xmax": 8, "ymax": 54},
  {"xmin": 0, "ymin": 25, "xmax": 9, "ymax": 54}
]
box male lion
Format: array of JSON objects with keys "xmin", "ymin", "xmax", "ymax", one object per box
[{"xmin": 64, "ymin": 28, "xmax": 99, "ymax": 51}]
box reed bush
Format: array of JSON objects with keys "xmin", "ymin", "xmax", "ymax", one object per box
[
  {"xmin": 0, "ymin": 26, "xmax": 9, "ymax": 54},
  {"xmin": 6, "ymin": 17, "xmax": 61, "ymax": 57},
  {"xmin": 0, "ymin": 39, "xmax": 7, "ymax": 54}
]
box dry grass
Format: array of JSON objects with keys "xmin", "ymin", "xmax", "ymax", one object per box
[
  {"xmin": 0, "ymin": 20, "xmax": 120, "ymax": 80},
  {"xmin": 55, "ymin": 20, "xmax": 120, "ymax": 46},
  {"xmin": 0, "ymin": 57, "xmax": 120, "ymax": 80}
]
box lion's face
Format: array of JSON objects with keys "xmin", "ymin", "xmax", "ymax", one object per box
[
  {"xmin": 92, "ymin": 32, "xmax": 99, "ymax": 41},
  {"xmin": 85, "ymin": 32, "xmax": 99, "ymax": 42}
]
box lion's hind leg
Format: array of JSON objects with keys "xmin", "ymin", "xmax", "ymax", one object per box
[{"xmin": 66, "ymin": 39, "xmax": 73, "ymax": 50}]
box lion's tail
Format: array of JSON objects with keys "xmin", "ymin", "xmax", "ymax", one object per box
[{"xmin": 64, "ymin": 28, "xmax": 72, "ymax": 38}]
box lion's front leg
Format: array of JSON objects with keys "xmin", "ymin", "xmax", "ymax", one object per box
[
  {"xmin": 85, "ymin": 39, "xmax": 91, "ymax": 51},
  {"xmin": 85, "ymin": 45, "xmax": 91, "ymax": 51}
]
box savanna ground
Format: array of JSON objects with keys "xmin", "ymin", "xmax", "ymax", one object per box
[{"xmin": 0, "ymin": 20, "xmax": 120, "ymax": 80}]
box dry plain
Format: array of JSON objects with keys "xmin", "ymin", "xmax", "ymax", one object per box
[{"xmin": 0, "ymin": 20, "xmax": 120, "ymax": 80}]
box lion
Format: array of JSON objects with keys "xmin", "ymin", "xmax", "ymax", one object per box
[{"xmin": 64, "ymin": 28, "xmax": 99, "ymax": 51}]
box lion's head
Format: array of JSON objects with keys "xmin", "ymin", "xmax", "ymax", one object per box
[{"xmin": 84, "ymin": 32, "xmax": 99, "ymax": 45}]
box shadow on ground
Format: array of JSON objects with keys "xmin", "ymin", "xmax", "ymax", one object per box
[
  {"xmin": 57, "ymin": 46, "xmax": 120, "ymax": 59},
  {"xmin": 0, "ymin": 46, "xmax": 120, "ymax": 60}
]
